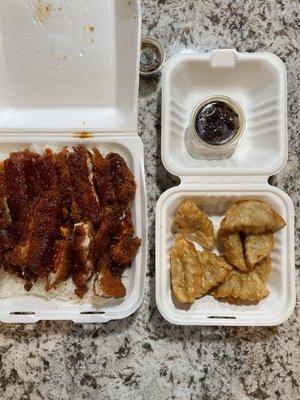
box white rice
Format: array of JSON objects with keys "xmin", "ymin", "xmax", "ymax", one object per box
[{"xmin": 0, "ymin": 268, "xmax": 129, "ymax": 304}]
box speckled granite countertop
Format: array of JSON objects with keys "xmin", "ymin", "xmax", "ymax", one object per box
[{"xmin": 0, "ymin": 1, "xmax": 299, "ymax": 399}]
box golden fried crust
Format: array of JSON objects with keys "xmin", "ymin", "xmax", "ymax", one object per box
[
  {"xmin": 220, "ymin": 230, "xmax": 247, "ymax": 271},
  {"xmin": 93, "ymin": 150, "xmax": 136, "ymax": 211},
  {"xmin": 72, "ymin": 221, "xmax": 96, "ymax": 296},
  {"xmin": 69, "ymin": 146, "xmax": 101, "ymax": 225},
  {"xmin": 105, "ymin": 153, "xmax": 136, "ymax": 208},
  {"xmin": 212, "ymin": 269, "xmax": 270, "ymax": 301},
  {"xmin": 171, "ymin": 199, "xmax": 215, "ymax": 250},
  {"xmin": 169, "ymin": 235, "xmax": 201, "ymax": 303},
  {"xmin": 4, "ymin": 152, "xmax": 29, "ymax": 223},
  {"xmin": 253, "ymin": 256, "xmax": 272, "ymax": 283},
  {"xmin": 56, "ymin": 148, "xmax": 81, "ymax": 222},
  {"xmin": 111, "ymin": 236, "xmax": 141, "ymax": 266},
  {"xmin": 93, "ymin": 256, "xmax": 126, "ymax": 299},
  {"xmin": 220, "ymin": 200, "xmax": 286, "ymax": 234},
  {"xmin": 110, "ymin": 210, "xmax": 141, "ymax": 266},
  {"xmin": 244, "ymin": 233, "xmax": 275, "ymax": 269},
  {"xmin": 93, "ymin": 207, "xmax": 122, "ymax": 259},
  {"xmin": 8, "ymin": 189, "xmax": 61, "ymax": 278},
  {"xmin": 0, "ymin": 169, "xmax": 10, "ymax": 229},
  {"xmin": 45, "ymin": 225, "xmax": 73, "ymax": 291},
  {"xmin": 197, "ymin": 251, "xmax": 232, "ymax": 297}
]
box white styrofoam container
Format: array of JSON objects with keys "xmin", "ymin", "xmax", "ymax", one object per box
[
  {"xmin": 156, "ymin": 49, "xmax": 295, "ymax": 326},
  {"xmin": 0, "ymin": 0, "xmax": 147, "ymax": 323},
  {"xmin": 0, "ymin": 0, "xmax": 140, "ymax": 133}
]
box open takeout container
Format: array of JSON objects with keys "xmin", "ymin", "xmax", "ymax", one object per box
[
  {"xmin": 156, "ymin": 49, "xmax": 295, "ymax": 326},
  {"xmin": 0, "ymin": 0, "xmax": 147, "ymax": 323}
]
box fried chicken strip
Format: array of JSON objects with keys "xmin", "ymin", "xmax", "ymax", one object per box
[
  {"xmin": 69, "ymin": 147, "xmax": 101, "ymax": 225},
  {"xmin": 0, "ymin": 166, "xmax": 10, "ymax": 229},
  {"xmin": 22, "ymin": 150, "xmax": 43, "ymax": 201},
  {"xmin": 56, "ymin": 148, "xmax": 81, "ymax": 222},
  {"xmin": 93, "ymin": 206, "xmax": 122, "ymax": 259},
  {"xmin": 4, "ymin": 152, "xmax": 29, "ymax": 223},
  {"xmin": 73, "ymin": 221, "xmax": 96, "ymax": 297},
  {"xmin": 7, "ymin": 188, "xmax": 62, "ymax": 288},
  {"xmin": 92, "ymin": 149, "xmax": 136, "ymax": 210},
  {"xmin": 92, "ymin": 148, "xmax": 116, "ymax": 206},
  {"xmin": 45, "ymin": 224, "xmax": 73, "ymax": 291},
  {"xmin": 93, "ymin": 255, "xmax": 126, "ymax": 299},
  {"xmin": 91, "ymin": 150, "xmax": 139, "ymax": 298},
  {"xmin": 93, "ymin": 213, "xmax": 140, "ymax": 299},
  {"xmin": 110, "ymin": 211, "xmax": 141, "ymax": 266}
]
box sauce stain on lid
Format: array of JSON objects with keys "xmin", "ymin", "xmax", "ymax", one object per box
[
  {"xmin": 35, "ymin": 1, "xmax": 62, "ymax": 24},
  {"xmin": 74, "ymin": 131, "xmax": 93, "ymax": 139},
  {"xmin": 35, "ymin": 1, "xmax": 52, "ymax": 23}
]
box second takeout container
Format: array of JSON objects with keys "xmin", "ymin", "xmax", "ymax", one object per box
[
  {"xmin": 156, "ymin": 49, "xmax": 295, "ymax": 326},
  {"xmin": 0, "ymin": 0, "xmax": 147, "ymax": 323}
]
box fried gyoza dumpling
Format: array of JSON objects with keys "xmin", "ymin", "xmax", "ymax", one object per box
[
  {"xmin": 169, "ymin": 235, "xmax": 201, "ymax": 303},
  {"xmin": 197, "ymin": 251, "xmax": 232, "ymax": 297},
  {"xmin": 220, "ymin": 230, "xmax": 247, "ymax": 271},
  {"xmin": 212, "ymin": 269, "xmax": 269, "ymax": 301},
  {"xmin": 244, "ymin": 233, "xmax": 275, "ymax": 269},
  {"xmin": 171, "ymin": 199, "xmax": 215, "ymax": 250},
  {"xmin": 253, "ymin": 256, "xmax": 272, "ymax": 283},
  {"xmin": 220, "ymin": 200, "xmax": 286, "ymax": 234}
]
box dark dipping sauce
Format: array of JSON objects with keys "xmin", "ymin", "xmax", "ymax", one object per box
[
  {"xmin": 140, "ymin": 42, "xmax": 161, "ymax": 74},
  {"xmin": 194, "ymin": 101, "xmax": 240, "ymax": 146}
]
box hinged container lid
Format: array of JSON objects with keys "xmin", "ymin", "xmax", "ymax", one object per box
[
  {"xmin": 0, "ymin": 0, "xmax": 141, "ymax": 133},
  {"xmin": 162, "ymin": 50, "xmax": 287, "ymax": 179}
]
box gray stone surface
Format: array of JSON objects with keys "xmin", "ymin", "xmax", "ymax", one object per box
[{"xmin": 0, "ymin": 1, "xmax": 299, "ymax": 399}]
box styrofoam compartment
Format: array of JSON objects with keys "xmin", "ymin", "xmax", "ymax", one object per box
[
  {"xmin": 156, "ymin": 50, "xmax": 295, "ymax": 326},
  {"xmin": 161, "ymin": 50, "xmax": 287, "ymax": 177},
  {"xmin": 0, "ymin": 0, "xmax": 140, "ymax": 133},
  {"xmin": 0, "ymin": 0, "xmax": 147, "ymax": 323}
]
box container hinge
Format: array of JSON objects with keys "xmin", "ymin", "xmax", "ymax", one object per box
[
  {"xmin": 179, "ymin": 175, "xmax": 269, "ymax": 186},
  {"xmin": 0, "ymin": 131, "xmax": 139, "ymax": 139}
]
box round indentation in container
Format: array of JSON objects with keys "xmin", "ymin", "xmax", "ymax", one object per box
[
  {"xmin": 140, "ymin": 37, "xmax": 165, "ymax": 77},
  {"xmin": 190, "ymin": 96, "xmax": 245, "ymax": 149}
]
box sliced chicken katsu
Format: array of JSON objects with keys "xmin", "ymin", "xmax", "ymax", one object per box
[
  {"xmin": 4, "ymin": 149, "xmax": 59, "ymax": 240},
  {"xmin": 0, "ymin": 146, "xmax": 140, "ymax": 297},
  {"xmin": 4, "ymin": 152, "xmax": 29, "ymax": 223},
  {"xmin": 73, "ymin": 220, "xmax": 96, "ymax": 297},
  {"xmin": 8, "ymin": 188, "xmax": 62, "ymax": 288},
  {"xmin": 92, "ymin": 148, "xmax": 116, "ymax": 206},
  {"xmin": 93, "ymin": 212, "xmax": 140, "ymax": 299},
  {"xmin": 92, "ymin": 149, "xmax": 136, "ymax": 210},
  {"xmin": 0, "ymin": 166, "xmax": 10, "ymax": 229},
  {"xmin": 106, "ymin": 153, "xmax": 136, "ymax": 208},
  {"xmin": 69, "ymin": 146, "xmax": 101, "ymax": 226},
  {"xmin": 93, "ymin": 255, "xmax": 126, "ymax": 299},
  {"xmin": 93, "ymin": 206, "xmax": 123, "ymax": 259},
  {"xmin": 91, "ymin": 151, "xmax": 139, "ymax": 298},
  {"xmin": 22, "ymin": 150, "xmax": 43, "ymax": 202},
  {"xmin": 56, "ymin": 148, "xmax": 81, "ymax": 222},
  {"xmin": 110, "ymin": 211, "xmax": 141, "ymax": 267},
  {"xmin": 46, "ymin": 224, "xmax": 73, "ymax": 291}
]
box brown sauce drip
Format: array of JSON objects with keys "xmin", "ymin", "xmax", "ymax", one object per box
[{"xmin": 74, "ymin": 131, "xmax": 93, "ymax": 139}]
